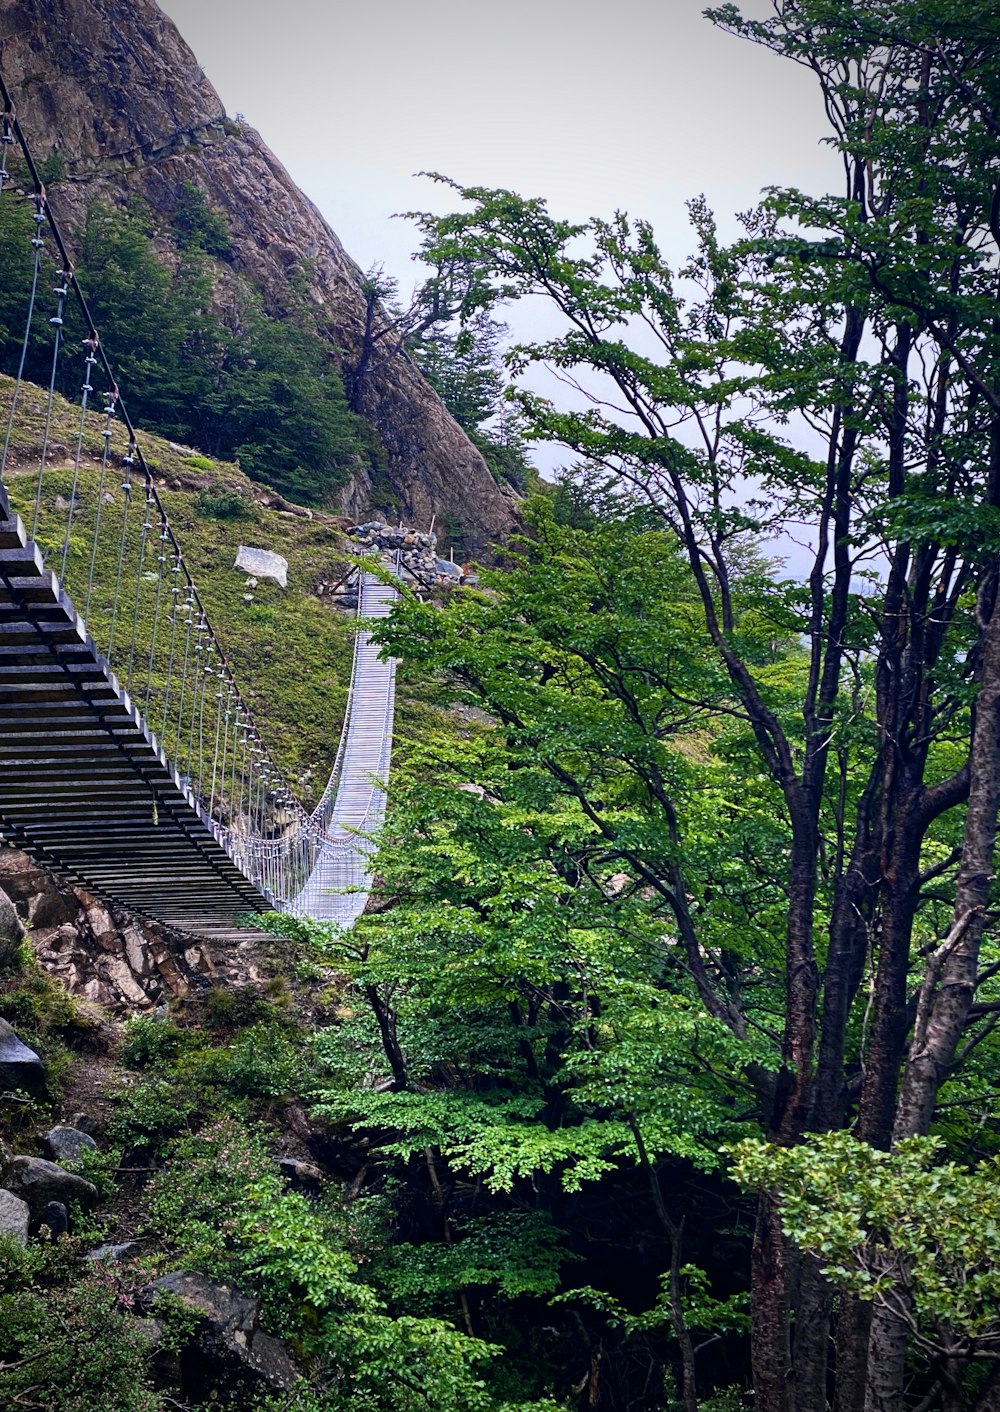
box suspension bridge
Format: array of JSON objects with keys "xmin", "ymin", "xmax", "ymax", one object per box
[{"xmin": 0, "ymin": 79, "xmax": 403, "ymax": 938}]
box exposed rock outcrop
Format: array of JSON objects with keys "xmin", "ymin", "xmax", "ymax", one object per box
[
  {"xmin": 0, "ymin": 0, "xmax": 518, "ymax": 555},
  {"xmin": 0, "ymin": 846, "xmax": 274, "ymax": 1010},
  {"xmin": 141, "ymin": 1271, "xmax": 298, "ymax": 1396}
]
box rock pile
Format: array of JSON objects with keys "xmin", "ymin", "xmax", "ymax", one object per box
[
  {"xmin": 0, "ymin": 853, "xmax": 238, "ymax": 1010},
  {"xmin": 346, "ymin": 521, "xmax": 468, "ymax": 586}
]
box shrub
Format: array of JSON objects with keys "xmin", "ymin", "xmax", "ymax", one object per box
[
  {"xmin": 119, "ymin": 1014, "xmax": 190, "ymax": 1069},
  {"xmin": 108, "ymin": 1076, "xmax": 200, "ymax": 1150},
  {"xmin": 190, "ymin": 1023, "xmax": 303, "ymax": 1099},
  {"xmin": 195, "ymin": 484, "xmax": 260, "ymax": 521},
  {"xmin": 0, "ymin": 1271, "xmax": 159, "ymax": 1412}
]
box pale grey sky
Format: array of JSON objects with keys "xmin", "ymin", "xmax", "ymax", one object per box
[
  {"xmin": 158, "ymin": 0, "xmax": 841, "ymax": 288},
  {"xmin": 157, "ymin": 0, "xmax": 840, "ymax": 560}
]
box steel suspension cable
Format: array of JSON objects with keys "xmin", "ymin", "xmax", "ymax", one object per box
[
  {"xmin": 84, "ymin": 388, "xmax": 117, "ymax": 621},
  {"xmin": 125, "ymin": 482, "xmax": 155, "ymax": 693},
  {"xmin": 30, "ymin": 268, "xmax": 68, "ymax": 543},
  {"xmin": 59, "ymin": 334, "xmax": 99, "ymax": 583},
  {"xmin": 105, "ymin": 442, "xmax": 135, "ymax": 669},
  {"xmin": 1, "ymin": 200, "xmax": 44, "ymax": 479},
  {"xmin": 143, "ymin": 513, "xmax": 170, "ymax": 719}
]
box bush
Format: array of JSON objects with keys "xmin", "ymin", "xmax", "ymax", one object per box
[
  {"xmin": 119, "ymin": 1015, "xmax": 190, "ymax": 1069},
  {"xmin": 195, "ymin": 484, "xmax": 261, "ymax": 521},
  {"xmin": 0, "ymin": 1271, "xmax": 159, "ymax": 1412},
  {"xmin": 191, "ymin": 1023, "xmax": 303, "ymax": 1099},
  {"xmin": 108, "ymin": 1076, "xmax": 200, "ymax": 1150}
]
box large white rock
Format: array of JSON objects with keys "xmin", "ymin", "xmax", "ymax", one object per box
[{"xmin": 234, "ymin": 546, "xmax": 288, "ymax": 588}]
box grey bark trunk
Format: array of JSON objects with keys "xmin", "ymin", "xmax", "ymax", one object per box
[{"xmin": 864, "ymin": 574, "xmax": 1000, "ymax": 1412}]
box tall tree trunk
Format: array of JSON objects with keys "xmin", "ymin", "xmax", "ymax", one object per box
[
  {"xmin": 863, "ymin": 570, "xmax": 1000, "ymax": 1412},
  {"xmin": 894, "ymin": 574, "xmax": 1000, "ymax": 1140},
  {"xmin": 855, "ymin": 806, "xmax": 924, "ymax": 1150},
  {"xmin": 833, "ymin": 1296, "xmax": 873, "ymax": 1412},
  {"xmin": 751, "ymin": 1194, "xmax": 793, "ymax": 1412},
  {"xmin": 792, "ymin": 1255, "xmax": 833, "ymax": 1412}
]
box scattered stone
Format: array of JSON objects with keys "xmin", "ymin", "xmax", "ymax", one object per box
[
  {"xmin": 0, "ymin": 1019, "xmax": 45, "ymax": 1096},
  {"xmin": 36, "ymin": 1200, "xmax": 68, "ymax": 1239},
  {"xmin": 0, "ymin": 1188, "xmax": 29, "ymax": 1246},
  {"xmin": 85, "ymin": 1240, "xmax": 139, "ymax": 1263},
  {"xmin": 140, "ymin": 1271, "xmax": 297, "ymax": 1395},
  {"xmin": 101, "ymin": 491, "xmax": 116, "ymax": 504},
  {"xmin": 71, "ymin": 1112, "xmax": 98, "ymax": 1136},
  {"xmin": 234, "ymin": 545, "xmax": 287, "ymax": 588},
  {"xmin": 44, "ymin": 1125, "xmax": 97, "ymax": 1163},
  {"xmin": 53, "ymin": 493, "xmax": 75, "ymax": 511},
  {"xmin": 2, "ymin": 1155, "xmax": 98, "ymax": 1221},
  {"xmin": 277, "ymin": 1156, "xmax": 324, "ymax": 1193}
]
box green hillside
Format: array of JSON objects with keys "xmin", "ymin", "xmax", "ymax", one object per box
[{"xmin": 0, "ymin": 373, "xmax": 357, "ymax": 802}]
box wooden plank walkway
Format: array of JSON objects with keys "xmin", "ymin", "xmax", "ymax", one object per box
[{"xmin": 0, "ymin": 477, "xmax": 273, "ymax": 937}]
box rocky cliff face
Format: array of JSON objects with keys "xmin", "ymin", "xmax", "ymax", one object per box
[{"xmin": 0, "ymin": 0, "xmax": 518, "ymax": 554}]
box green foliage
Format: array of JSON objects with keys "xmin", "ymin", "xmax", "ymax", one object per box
[
  {"xmin": 0, "ymin": 193, "xmax": 376, "ymax": 505},
  {"xmin": 0, "ymin": 1265, "xmax": 160, "ymax": 1412},
  {"xmin": 143, "ymin": 1116, "xmax": 565, "ymax": 1411},
  {"xmin": 145, "ymin": 1115, "xmax": 284, "ymax": 1279},
  {"xmin": 195, "ymin": 483, "xmax": 261, "ymax": 520},
  {"xmin": 410, "ymin": 311, "xmax": 533, "ymax": 491},
  {"xmin": 191, "ymin": 1022, "xmax": 304, "ymax": 1099},
  {"xmin": 119, "ymin": 1014, "xmax": 190, "ymax": 1069},
  {"xmin": 378, "ymin": 1212, "xmax": 569, "ymax": 1302},
  {"xmin": 733, "ymin": 1132, "xmax": 1000, "ymax": 1349},
  {"xmin": 174, "ymin": 181, "xmax": 232, "ymax": 257},
  {"xmin": 108, "ymin": 1075, "xmax": 201, "ymax": 1150}
]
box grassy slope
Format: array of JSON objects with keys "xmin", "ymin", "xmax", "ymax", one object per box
[{"xmin": 1, "ymin": 374, "xmax": 359, "ymax": 806}]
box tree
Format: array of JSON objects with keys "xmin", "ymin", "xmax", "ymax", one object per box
[
  {"xmin": 388, "ymin": 4, "xmax": 1000, "ymax": 1408},
  {"xmin": 412, "ymin": 312, "xmax": 533, "ymax": 490},
  {"xmin": 0, "ymin": 192, "xmax": 374, "ymax": 504}
]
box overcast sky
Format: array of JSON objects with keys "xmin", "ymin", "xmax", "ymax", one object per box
[
  {"xmin": 158, "ymin": 0, "xmax": 842, "ymax": 289},
  {"xmin": 156, "ymin": 0, "xmax": 841, "ymax": 561}
]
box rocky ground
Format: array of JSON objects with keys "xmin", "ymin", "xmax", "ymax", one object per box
[{"xmin": 0, "ymin": 873, "xmax": 340, "ymax": 1407}]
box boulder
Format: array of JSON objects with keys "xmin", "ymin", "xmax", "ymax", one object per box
[
  {"xmin": 85, "ymin": 1240, "xmax": 139, "ymax": 1263},
  {"xmin": 44, "ymin": 1125, "xmax": 98, "ymax": 1163},
  {"xmin": 36, "ymin": 1200, "xmax": 68, "ymax": 1239},
  {"xmin": 0, "ymin": 887, "xmax": 24, "ymax": 972},
  {"xmin": 0, "ymin": 1019, "xmax": 45, "ymax": 1096},
  {"xmin": 0, "ymin": 1188, "xmax": 29, "ymax": 1246},
  {"xmin": 2, "ymin": 1156, "xmax": 98, "ymax": 1221},
  {"xmin": 233, "ymin": 546, "xmax": 288, "ymax": 589},
  {"xmin": 277, "ymin": 1156, "xmax": 324, "ymax": 1193},
  {"xmin": 140, "ymin": 1271, "xmax": 297, "ymax": 1396}
]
